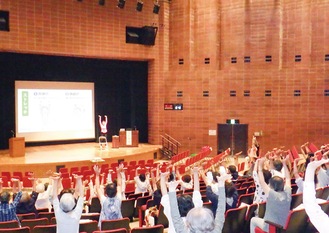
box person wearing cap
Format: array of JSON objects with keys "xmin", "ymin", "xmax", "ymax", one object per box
[{"xmin": 51, "ymin": 174, "xmax": 84, "ymax": 233}]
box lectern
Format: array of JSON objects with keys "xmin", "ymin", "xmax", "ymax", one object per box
[
  {"xmin": 119, "ymin": 130, "xmax": 139, "ymax": 147},
  {"xmin": 9, "ymin": 137, "xmax": 25, "ymax": 157}
]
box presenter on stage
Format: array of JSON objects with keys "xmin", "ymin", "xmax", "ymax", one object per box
[{"xmin": 98, "ymin": 115, "xmax": 108, "ymax": 138}]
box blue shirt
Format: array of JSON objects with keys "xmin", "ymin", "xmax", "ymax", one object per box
[{"xmin": 0, "ymin": 191, "xmax": 22, "ymax": 222}]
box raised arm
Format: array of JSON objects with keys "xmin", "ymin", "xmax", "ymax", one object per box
[
  {"xmin": 160, "ymin": 172, "xmax": 169, "ymax": 196},
  {"xmin": 150, "ymin": 168, "xmax": 158, "ymax": 191},
  {"xmin": 73, "ymin": 174, "xmax": 84, "ymax": 199},
  {"xmin": 214, "ymin": 174, "xmax": 231, "ymax": 233},
  {"xmin": 293, "ymin": 158, "xmax": 302, "ymax": 179},
  {"xmin": 51, "ymin": 176, "xmax": 60, "ymax": 201},
  {"xmin": 282, "ymin": 155, "xmax": 291, "ymax": 188},
  {"xmin": 168, "ymin": 180, "xmax": 185, "ymax": 233},
  {"xmin": 93, "ymin": 165, "xmax": 104, "ymax": 200},
  {"xmin": 303, "ymin": 159, "xmax": 329, "ymax": 233},
  {"xmin": 192, "ymin": 167, "xmax": 200, "ymax": 192},
  {"xmin": 257, "ymin": 158, "xmax": 270, "ymax": 195},
  {"xmin": 116, "ymin": 165, "xmax": 123, "ymax": 199},
  {"xmin": 98, "ymin": 115, "xmax": 102, "ymax": 126}
]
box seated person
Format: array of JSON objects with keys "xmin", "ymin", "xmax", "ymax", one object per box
[
  {"xmin": 160, "ymin": 167, "xmax": 203, "ymax": 233},
  {"xmin": 250, "ymin": 156, "xmax": 291, "ymax": 233},
  {"xmin": 0, "ymin": 178, "xmax": 22, "ymax": 222},
  {"xmin": 253, "ymin": 158, "xmax": 272, "ymax": 204},
  {"xmin": 203, "ymin": 167, "xmax": 238, "ymax": 214},
  {"xmin": 133, "ymin": 167, "xmax": 152, "ymax": 194},
  {"xmin": 176, "ymin": 168, "xmax": 193, "ymax": 192},
  {"xmin": 303, "ymin": 158, "xmax": 329, "ymax": 233},
  {"xmin": 51, "ymin": 173, "xmax": 84, "ymax": 233},
  {"xmin": 227, "ymin": 165, "xmax": 239, "ymax": 181},
  {"xmin": 94, "ymin": 164, "xmax": 123, "ymax": 230},
  {"xmin": 35, "ymin": 180, "xmax": 52, "ymax": 211},
  {"xmin": 16, "ymin": 177, "xmax": 39, "ymax": 217},
  {"xmin": 168, "ymin": 172, "xmax": 231, "ymax": 233}
]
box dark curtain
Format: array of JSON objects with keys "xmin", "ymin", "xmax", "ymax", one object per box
[{"xmin": 0, "ymin": 52, "xmax": 148, "ymax": 149}]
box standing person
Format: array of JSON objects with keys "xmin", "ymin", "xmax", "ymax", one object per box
[
  {"xmin": 250, "ymin": 156, "xmax": 291, "ymax": 233},
  {"xmin": 0, "ymin": 178, "xmax": 22, "ymax": 222},
  {"xmin": 51, "ymin": 174, "xmax": 84, "ymax": 233},
  {"xmin": 98, "ymin": 115, "xmax": 108, "ymax": 138},
  {"xmin": 98, "ymin": 115, "xmax": 108, "ymax": 149},
  {"xmin": 252, "ymin": 135, "xmax": 260, "ymax": 157}
]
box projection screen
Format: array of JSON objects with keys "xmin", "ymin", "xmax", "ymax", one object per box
[{"xmin": 15, "ymin": 81, "xmax": 95, "ymax": 142}]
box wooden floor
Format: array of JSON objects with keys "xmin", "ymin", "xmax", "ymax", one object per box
[{"xmin": 0, "ymin": 142, "xmax": 162, "ymax": 177}]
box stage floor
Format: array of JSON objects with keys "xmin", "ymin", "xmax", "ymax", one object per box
[{"xmin": 0, "ymin": 142, "xmax": 162, "ymax": 177}]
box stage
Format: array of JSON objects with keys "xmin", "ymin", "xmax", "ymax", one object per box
[{"xmin": 0, "ymin": 142, "xmax": 162, "ymax": 177}]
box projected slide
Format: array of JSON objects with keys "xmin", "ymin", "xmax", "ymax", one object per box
[{"xmin": 15, "ymin": 81, "xmax": 95, "ymax": 142}]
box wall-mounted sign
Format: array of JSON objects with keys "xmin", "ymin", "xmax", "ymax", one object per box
[{"xmin": 164, "ymin": 103, "xmax": 183, "ymax": 110}]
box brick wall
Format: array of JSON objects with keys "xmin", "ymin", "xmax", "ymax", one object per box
[{"xmin": 166, "ymin": 0, "xmax": 329, "ymax": 153}]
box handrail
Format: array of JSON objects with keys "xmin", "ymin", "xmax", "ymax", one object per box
[
  {"xmin": 160, "ymin": 134, "xmax": 180, "ymax": 157},
  {"xmin": 160, "ymin": 136, "xmax": 178, "ymax": 149},
  {"xmin": 164, "ymin": 133, "xmax": 181, "ymax": 146}
]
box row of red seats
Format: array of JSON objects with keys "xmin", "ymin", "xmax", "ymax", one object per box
[{"xmin": 171, "ymin": 150, "xmax": 190, "ymax": 164}]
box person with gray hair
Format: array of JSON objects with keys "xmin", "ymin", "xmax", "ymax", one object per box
[
  {"xmin": 51, "ymin": 174, "xmax": 84, "ymax": 233},
  {"xmin": 168, "ymin": 172, "xmax": 230, "ymax": 233}
]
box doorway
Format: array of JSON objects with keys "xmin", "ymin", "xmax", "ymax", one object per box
[{"xmin": 217, "ymin": 124, "xmax": 248, "ymax": 155}]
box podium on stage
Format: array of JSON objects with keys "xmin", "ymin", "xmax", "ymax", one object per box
[
  {"xmin": 112, "ymin": 135, "xmax": 120, "ymax": 148},
  {"xmin": 119, "ymin": 130, "xmax": 139, "ymax": 147},
  {"xmin": 9, "ymin": 137, "xmax": 25, "ymax": 157}
]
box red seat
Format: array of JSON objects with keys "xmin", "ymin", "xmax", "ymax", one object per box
[
  {"xmin": 1, "ymin": 171, "xmax": 11, "ymax": 180},
  {"xmin": 0, "ymin": 176, "xmax": 10, "ymax": 187},
  {"xmin": 22, "ymin": 176, "xmax": 33, "ymax": 188},
  {"xmin": 12, "ymin": 172, "xmax": 23, "ymax": 180},
  {"xmin": 131, "ymin": 225, "xmax": 164, "ymax": 233},
  {"xmin": 0, "ymin": 226, "xmax": 30, "ymax": 233},
  {"xmin": 59, "ymin": 167, "xmax": 68, "ymax": 174},
  {"xmin": 61, "ymin": 177, "xmax": 72, "ymax": 189},
  {"xmin": 70, "ymin": 167, "xmax": 80, "ymax": 176}
]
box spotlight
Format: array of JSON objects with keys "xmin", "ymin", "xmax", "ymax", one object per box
[
  {"xmin": 153, "ymin": 2, "xmax": 160, "ymax": 14},
  {"xmin": 117, "ymin": 0, "xmax": 126, "ymax": 9},
  {"xmin": 136, "ymin": 1, "xmax": 143, "ymax": 12},
  {"xmin": 99, "ymin": 0, "xmax": 105, "ymax": 6}
]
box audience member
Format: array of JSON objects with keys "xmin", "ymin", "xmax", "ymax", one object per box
[
  {"xmin": 250, "ymin": 156, "xmax": 291, "ymax": 233},
  {"xmin": 160, "ymin": 167, "xmax": 202, "ymax": 233},
  {"xmin": 0, "ymin": 178, "xmax": 22, "ymax": 222},
  {"xmin": 52, "ymin": 173, "xmax": 84, "ymax": 233},
  {"xmin": 35, "ymin": 180, "xmax": 52, "ymax": 211},
  {"xmin": 168, "ymin": 172, "xmax": 231, "ymax": 233},
  {"xmin": 253, "ymin": 158, "xmax": 272, "ymax": 204},
  {"xmin": 303, "ymin": 158, "xmax": 329, "ymax": 233},
  {"xmin": 203, "ymin": 167, "xmax": 237, "ymax": 213},
  {"xmin": 94, "ymin": 164, "xmax": 123, "ymax": 230},
  {"xmin": 16, "ymin": 177, "xmax": 39, "ymax": 217},
  {"xmin": 176, "ymin": 168, "xmax": 193, "ymax": 192},
  {"xmin": 133, "ymin": 167, "xmax": 152, "ymax": 194}
]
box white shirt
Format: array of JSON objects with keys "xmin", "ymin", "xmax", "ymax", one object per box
[
  {"xmin": 53, "ymin": 196, "xmax": 84, "ymax": 233},
  {"xmin": 160, "ymin": 191, "xmax": 203, "ymax": 233}
]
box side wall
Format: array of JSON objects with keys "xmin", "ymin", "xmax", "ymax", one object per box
[{"xmin": 165, "ymin": 0, "xmax": 329, "ymax": 153}]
